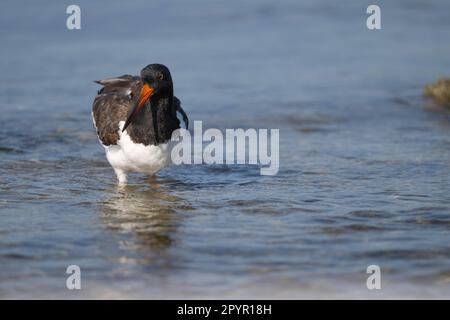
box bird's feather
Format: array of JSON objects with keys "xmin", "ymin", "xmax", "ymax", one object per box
[{"xmin": 92, "ymin": 74, "xmax": 187, "ymax": 146}]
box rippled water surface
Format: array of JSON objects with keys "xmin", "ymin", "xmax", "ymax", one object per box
[{"xmin": 1, "ymin": 0, "xmax": 450, "ymax": 298}]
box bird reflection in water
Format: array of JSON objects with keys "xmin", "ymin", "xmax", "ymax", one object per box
[{"xmin": 97, "ymin": 176, "xmax": 191, "ymax": 265}]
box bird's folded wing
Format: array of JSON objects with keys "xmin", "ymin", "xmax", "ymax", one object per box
[
  {"xmin": 92, "ymin": 93, "xmax": 133, "ymax": 146},
  {"xmin": 94, "ymin": 75, "xmax": 142, "ymax": 96},
  {"xmin": 92, "ymin": 74, "xmax": 144, "ymax": 145},
  {"xmin": 173, "ymin": 96, "xmax": 189, "ymax": 130}
]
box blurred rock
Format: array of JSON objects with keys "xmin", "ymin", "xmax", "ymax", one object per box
[{"xmin": 424, "ymin": 78, "xmax": 450, "ymax": 109}]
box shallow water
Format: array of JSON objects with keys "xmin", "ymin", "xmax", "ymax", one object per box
[{"xmin": 1, "ymin": 0, "xmax": 450, "ymax": 299}]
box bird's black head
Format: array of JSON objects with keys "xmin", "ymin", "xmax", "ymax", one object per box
[
  {"xmin": 122, "ymin": 64, "xmax": 174, "ymax": 132},
  {"xmin": 140, "ymin": 64, "xmax": 173, "ymax": 96}
]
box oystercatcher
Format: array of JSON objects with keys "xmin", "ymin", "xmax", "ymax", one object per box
[{"xmin": 92, "ymin": 64, "xmax": 188, "ymax": 184}]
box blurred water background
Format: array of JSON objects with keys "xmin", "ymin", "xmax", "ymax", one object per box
[{"xmin": 0, "ymin": 0, "xmax": 450, "ymax": 298}]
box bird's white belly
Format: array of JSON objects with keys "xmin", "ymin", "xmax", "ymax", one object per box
[{"xmin": 104, "ymin": 121, "xmax": 173, "ymax": 175}]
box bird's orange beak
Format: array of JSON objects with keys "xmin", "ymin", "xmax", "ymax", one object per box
[
  {"xmin": 122, "ymin": 84, "xmax": 155, "ymax": 132},
  {"xmin": 138, "ymin": 84, "xmax": 155, "ymax": 108}
]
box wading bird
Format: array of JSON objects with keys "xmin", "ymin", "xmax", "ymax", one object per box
[{"xmin": 92, "ymin": 64, "xmax": 188, "ymax": 184}]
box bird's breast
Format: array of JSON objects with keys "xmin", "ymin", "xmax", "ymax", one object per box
[{"xmin": 105, "ymin": 121, "xmax": 173, "ymax": 174}]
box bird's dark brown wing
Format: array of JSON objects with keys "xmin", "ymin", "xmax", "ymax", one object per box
[
  {"xmin": 173, "ymin": 96, "xmax": 189, "ymax": 130},
  {"xmin": 92, "ymin": 75, "xmax": 143, "ymax": 146},
  {"xmin": 94, "ymin": 74, "xmax": 141, "ymax": 96}
]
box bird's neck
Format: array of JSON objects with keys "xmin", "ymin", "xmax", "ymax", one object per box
[{"xmin": 128, "ymin": 93, "xmax": 180, "ymax": 146}]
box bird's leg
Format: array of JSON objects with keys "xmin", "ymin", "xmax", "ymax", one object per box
[{"xmin": 114, "ymin": 168, "xmax": 128, "ymax": 184}]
